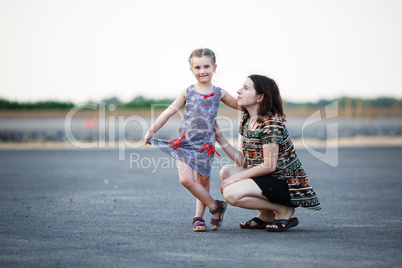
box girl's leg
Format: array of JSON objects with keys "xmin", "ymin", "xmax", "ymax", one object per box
[
  {"xmin": 177, "ymin": 161, "xmax": 222, "ymax": 229},
  {"xmin": 220, "ymin": 164, "xmax": 276, "ymax": 225},
  {"xmin": 195, "ymin": 172, "xmax": 209, "ymax": 217},
  {"xmin": 223, "ymin": 179, "xmax": 295, "ymax": 221},
  {"xmin": 194, "ymin": 172, "xmax": 210, "ymax": 230}
]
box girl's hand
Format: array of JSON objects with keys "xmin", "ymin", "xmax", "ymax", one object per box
[
  {"xmin": 214, "ymin": 123, "xmax": 224, "ymax": 143},
  {"xmin": 144, "ymin": 131, "xmax": 153, "ymax": 145}
]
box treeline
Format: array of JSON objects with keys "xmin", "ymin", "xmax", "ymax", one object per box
[
  {"xmin": 0, "ymin": 99, "xmax": 75, "ymax": 110},
  {"xmin": 1, "ymin": 96, "xmax": 401, "ymax": 110},
  {"xmin": 105, "ymin": 96, "xmax": 176, "ymax": 109},
  {"xmin": 284, "ymin": 97, "xmax": 402, "ymax": 109}
]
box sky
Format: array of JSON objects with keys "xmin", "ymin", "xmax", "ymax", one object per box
[{"xmin": 0, "ymin": 0, "xmax": 401, "ymax": 104}]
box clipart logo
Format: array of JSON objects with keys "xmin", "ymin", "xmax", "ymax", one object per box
[{"xmin": 302, "ymin": 101, "xmax": 338, "ymax": 167}]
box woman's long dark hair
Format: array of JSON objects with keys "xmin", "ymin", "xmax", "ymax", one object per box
[{"xmin": 245, "ymin": 74, "xmax": 286, "ymax": 122}]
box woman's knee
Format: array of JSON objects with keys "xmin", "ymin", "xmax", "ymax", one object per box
[
  {"xmin": 223, "ymin": 187, "xmax": 242, "ymax": 206},
  {"xmin": 219, "ymin": 164, "xmax": 235, "ymax": 181}
]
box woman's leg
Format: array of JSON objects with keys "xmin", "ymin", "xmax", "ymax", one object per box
[
  {"xmin": 220, "ymin": 164, "xmax": 275, "ymax": 225},
  {"xmin": 219, "ymin": 164, "xmax": 246, "ymax": 181},
  {"xmin": 177, "ymin": 161, "xmax": 222, "ymax": 229},
  {"xmin": 223, "ymin": 179, "xmax": 295, "ymax": 221}
]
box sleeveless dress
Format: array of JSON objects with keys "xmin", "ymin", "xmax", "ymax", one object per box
[{"xmin": 148, "ymin": 85, "xmax": 222, "ymax": 178}]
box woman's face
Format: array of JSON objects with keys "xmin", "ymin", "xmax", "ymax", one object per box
[{"xmin": 237, "ymin": 78, "xmax": 262, "ymax": 108}]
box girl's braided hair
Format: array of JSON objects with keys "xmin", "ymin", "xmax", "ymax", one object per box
[{"xmin": 188, "ymin": 48, "xmax": 216, "ymax": 65}]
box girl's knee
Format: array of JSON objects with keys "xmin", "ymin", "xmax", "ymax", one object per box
[
  {"xmin": 196, "ymin": 173, "xmax": 210, "ymax": 185},
  {"xmin": 180, "ymin": 177, "xmax": 194, "ymax": 189}
]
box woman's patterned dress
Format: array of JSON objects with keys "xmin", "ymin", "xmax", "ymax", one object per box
[{"xmin": 240, "ymin": 113, "xmax": 321, "ymax": 210}]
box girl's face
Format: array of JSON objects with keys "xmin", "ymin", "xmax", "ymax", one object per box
[
  {"xmin": 237, "ymin": 78, "xmax": 263, "ymax": 108},
  {"xmin": 190, "ymin": 56, "xmax": 216, "ymax": 84}
]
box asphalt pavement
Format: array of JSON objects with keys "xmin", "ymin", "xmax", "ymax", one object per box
[{"xmin": 1, "ymin": 146, "xmax": 401, "ymax": 267}]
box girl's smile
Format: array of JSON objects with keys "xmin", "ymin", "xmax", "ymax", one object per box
[{"xmin": 190, "ymin": 56, "xmax": 216, "ymax": 84}]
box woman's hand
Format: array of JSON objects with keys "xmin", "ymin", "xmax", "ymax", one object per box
[{"xmin": 220, "ymin": 175, "xmax": 241, "ymax": 193}]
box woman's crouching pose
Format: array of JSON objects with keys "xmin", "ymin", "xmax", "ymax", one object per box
[{"xmin": 215, "ymin": 75, "xmax": 321, "ymax": 232}]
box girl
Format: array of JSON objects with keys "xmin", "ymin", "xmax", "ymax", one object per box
[
  {"xmin": 214, "ymin": 74, "xmax": 321, "ymax": 232},
  {"xmin": 144, "ymin": 48, "xmax": 239, "ymax": 231}
]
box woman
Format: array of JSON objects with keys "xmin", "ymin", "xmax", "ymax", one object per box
[{"xmin": 214, "ymin": 74, "xmax": 321, "ymax": 232}]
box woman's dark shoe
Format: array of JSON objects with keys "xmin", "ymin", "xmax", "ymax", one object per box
[
  {"xmin": 240, "ymin": 217, "xmax": 273, "ymax": 229},
  {"xmin": 266, "ymin": 217, "xmax": 299, "ymax": 232}
]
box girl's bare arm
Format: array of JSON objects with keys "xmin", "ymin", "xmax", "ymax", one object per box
[
  {"xmin": 214, "ymin": 124, "xmax": 246, "ymax": 167},
  {"xmin": 144, "ymin": 89, "xmax": 186, "ymax": 144},
  {"xmin": 221, "ymin": 89, "xmax": 241, "ymax": 110}
]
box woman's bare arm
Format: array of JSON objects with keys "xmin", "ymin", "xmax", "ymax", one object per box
[{"xmin": 233, "ymin": 143, "xmax": 278, "ymax": 180}]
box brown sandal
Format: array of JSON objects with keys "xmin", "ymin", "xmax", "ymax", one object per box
[
  {"xmin": 209, "ymin": 200, "xmax": 227, "ymax": 231},
  {"xmin": 193, "ymin": 217, "xmax": 206, "ymax": 232}
]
